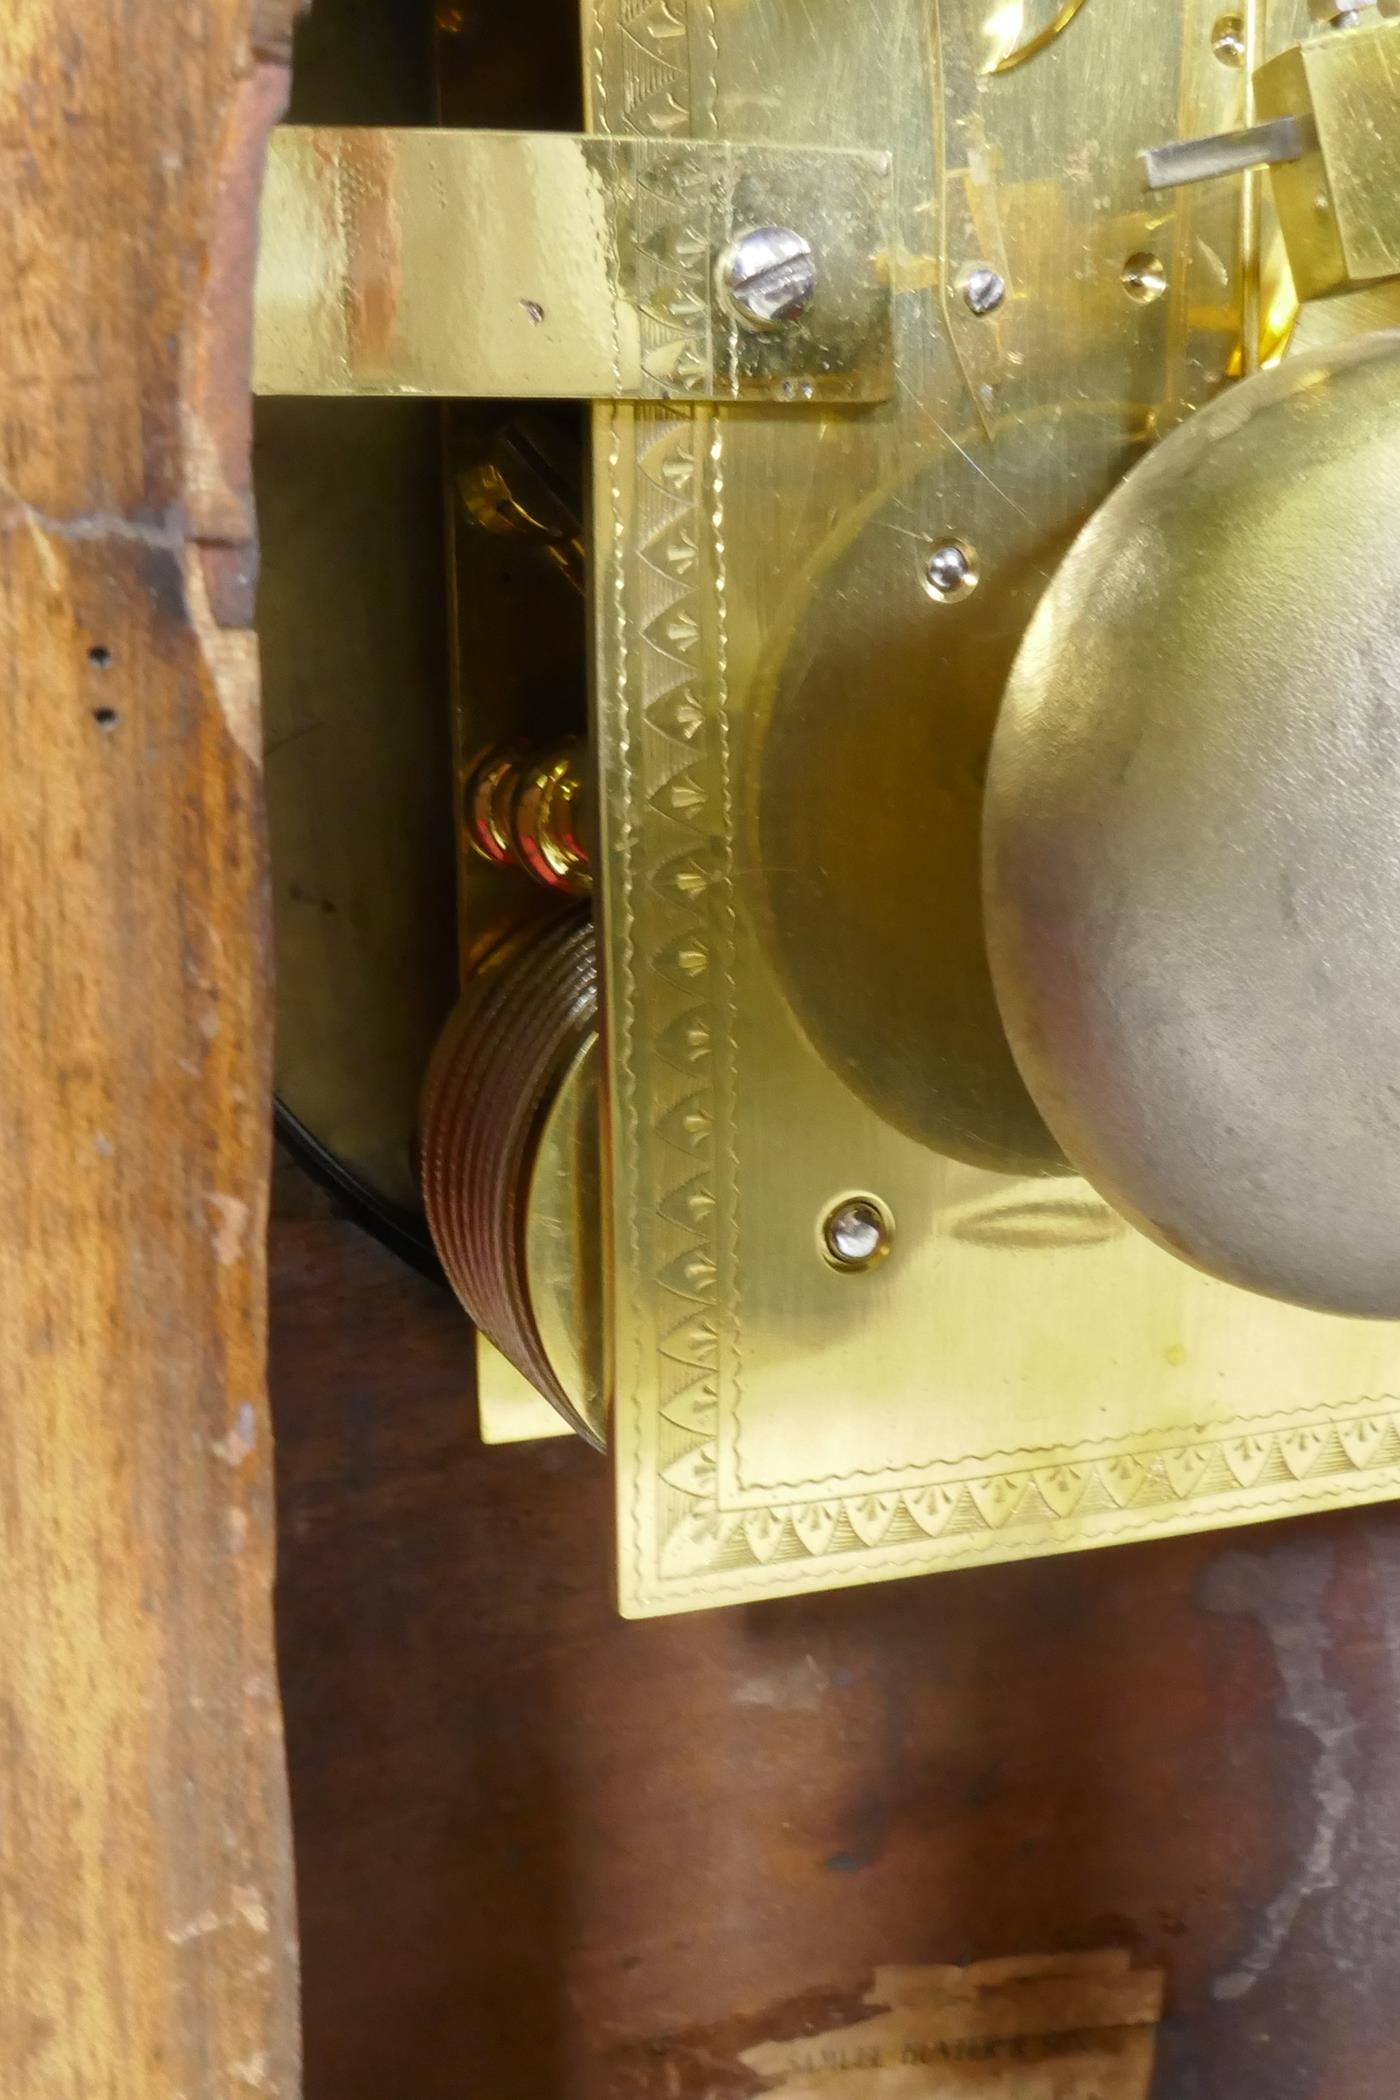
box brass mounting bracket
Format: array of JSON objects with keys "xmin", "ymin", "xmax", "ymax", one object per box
[
  {"xmin": 1144, "ymin": 13, "xmax": 1400, "ymax": 302},
  {"xmin": 253, "ymin": 128, "xmax": 894, "ymax": 404}
]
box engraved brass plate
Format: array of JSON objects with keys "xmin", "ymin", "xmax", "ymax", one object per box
[
  {"xmin": 578, "ymin": 0, "xmax": 1400, "ymax": 1618},
  {"xmin": 254, "ymin": 128, "xmax": 893, "ymax": 404}
]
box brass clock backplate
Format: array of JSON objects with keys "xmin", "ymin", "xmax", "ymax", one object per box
[{"xmin": 578, "ymin": 0, "xmax": 1400, "ymax": 1617}]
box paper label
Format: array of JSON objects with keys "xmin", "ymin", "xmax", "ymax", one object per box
[{"xmin": 739, "ymin": 1952, "xmax": 1163, "ymax": 2098}]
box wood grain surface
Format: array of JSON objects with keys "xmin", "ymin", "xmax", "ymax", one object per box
[
  {"xmin": 0, "ymin": 6, "xmax": 300, "ymax": 2094},
  {"xmin": 273, "ymin": 1156, "xmax": 1400, "ymax": 2100}
]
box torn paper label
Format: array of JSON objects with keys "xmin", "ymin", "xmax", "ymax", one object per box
[{"xmin": 739, "ymin": 1951, "xmax": 1163, "ymax": 2098}]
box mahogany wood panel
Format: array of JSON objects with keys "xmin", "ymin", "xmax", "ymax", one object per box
[
  {"xmin": 272, "ymin": 1163, "xmax": 1400, "ymax": 2100},
  {"xmin": 0, "ymin": 6, "xmax": 299, "ymax": 2094}
]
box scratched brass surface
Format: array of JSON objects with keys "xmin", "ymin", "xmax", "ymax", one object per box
[
  {"xmin": 577, "ymin": 0, "xmax": 1400, "ymax": 1619},
  {"xmin": 985, "ymin": 335, "xmax": 1400, "ymax": 1319},
  {"xmin": 253, "ymin": 128, "xmax": 893, "ymax": 404},
  {"xmin": 477, "ymin": 1354, "xmax": 574, "ymax": 1445},
  {"xmin": 1287, "ymin": 275, "xmax": 1400, "ymax": 356}
]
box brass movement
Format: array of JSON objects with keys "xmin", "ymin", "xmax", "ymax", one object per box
[{"xmin": 257, "ymin": 1, "xmax": 1400, "ymax": 1616}]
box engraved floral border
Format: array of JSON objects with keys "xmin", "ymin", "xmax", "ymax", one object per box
[{"xmin": 593, "ymin": 0, "xmax": 739, "ymax": 1617}]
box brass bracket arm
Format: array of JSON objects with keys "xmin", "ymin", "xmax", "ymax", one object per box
[{"xmin": 253, "ymin": 127, "xmax": 894, "ymax": 404}]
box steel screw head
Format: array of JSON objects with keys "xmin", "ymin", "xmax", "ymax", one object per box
[
  {"xmin": 962, "ymin": 266, "xmax": 1007, "ymax": 317},
  {"xmin": 923, "ymin": 538, "xmax": 979, "ymax": 602},
  {"xmin": 822, "ymin": 1197, "xmax": 894, "ymax": 1272},
  {"xmin": 1211, "ymin": 13, "xmax": 1246, "ymax": 63},
  {"xmin": 721, "ymin": 226, "xmax": 817, "ymax": 330}
]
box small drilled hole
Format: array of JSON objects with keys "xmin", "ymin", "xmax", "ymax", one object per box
[
  {"xmin": 88, "ymin": 644, "xmax": 112, "ymax": 669},
  {"xmin": 92, "ymin": 707, "xmax": 118, "ymax": 730},
  {"xmin": 1122, "ymin": 251, "xmax": 1168, "ymax": 304}
]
